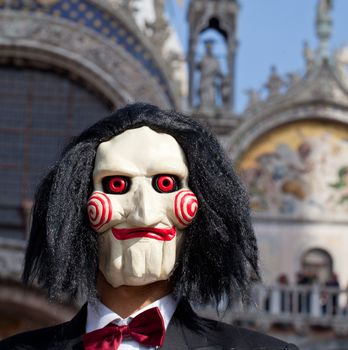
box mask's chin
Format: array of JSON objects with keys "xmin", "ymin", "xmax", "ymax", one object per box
[{"xmin": 98, "ymin": 230, "xmax": 183, "ymax": 288}]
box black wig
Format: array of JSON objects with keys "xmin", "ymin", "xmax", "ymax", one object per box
[{"xmin": 23, "ymin": 103, "xmax": 259, "ymax": 306}]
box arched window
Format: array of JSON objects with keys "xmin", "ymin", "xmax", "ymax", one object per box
[{"xmin": 301, "ymin": 248, "xmax": 333, "ymax": 283}]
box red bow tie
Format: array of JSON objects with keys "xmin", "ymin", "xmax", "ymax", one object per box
[{"xmin": 83, "ymin": 307, "xmax": 165, "ymax": 349}]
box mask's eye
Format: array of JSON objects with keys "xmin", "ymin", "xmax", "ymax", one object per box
[
  {"xmin": 102, "ymin": 176, "xmax": 130, "ymax": 194},
  {"xmin": 153, "ymin": 175, "xmax": 180, "ymax": 193}
]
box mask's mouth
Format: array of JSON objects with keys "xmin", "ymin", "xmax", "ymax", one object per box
[{"xmin": 111, "ymin": 227, "xmax": 176, "ymax": 241}]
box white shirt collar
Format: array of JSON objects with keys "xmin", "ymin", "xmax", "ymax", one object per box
[{"xmin": 86, "ymin": 294, "xmax": 178, "ymax": 333}]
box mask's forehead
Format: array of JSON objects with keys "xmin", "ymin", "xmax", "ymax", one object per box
[{"xmin": 93, "ymin": 126, "xmax": 189, "ymax": 180}]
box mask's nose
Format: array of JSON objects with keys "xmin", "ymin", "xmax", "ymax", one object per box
[{"xmin": 126, "ymin": 180, "xmax": 164, "ymax": 227}]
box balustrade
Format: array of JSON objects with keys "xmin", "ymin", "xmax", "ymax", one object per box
[{"xmin": 199, "ymin": 284, "xmax": 348, "ymax": 335}]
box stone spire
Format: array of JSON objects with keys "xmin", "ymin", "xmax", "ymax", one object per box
[{"xmin": 316, "ymin": 0, "xmax": 333, "ymax": 60}]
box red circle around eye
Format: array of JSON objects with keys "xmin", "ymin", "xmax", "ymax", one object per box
[
  {"xmin": 109, "ymin": 177, "xmax": 126, "ymax": 193},
  {"xmin": 157, "ymin": 175, "xmax": 175, "ymax": 192}
]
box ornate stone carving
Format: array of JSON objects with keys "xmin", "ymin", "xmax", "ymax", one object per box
[
  {"xmin": 244, "ymin": 88, "xmax": 261, "ymax": 111},
  {"xmin": 164, "ymin": 51, "xmax": 184, "ymax": 94},
  {"xmin": 303, "ymin": 41, "xmax": 316, "ymax": 73},
  {"xmin": 106, "ymin": 0, "xmax": 139, "ymax": 16},
  {"xmin": 145, "ymin": 0, "xmax": 170, "ymax": 49},
  {"xmin": 286, "ymin": 72, "xmax": 302, "ymax": 89},
  {"xmin": 265, "ymin": 66, "xmax": 283, "ymax": 98},
  {"xmin": 334, "ymin": 45, "xmax": 348, "ymax": 81},
  {"xmin": 0, "ymin": 19, "xmax": 39, "ymax": 38},
  {"xmin": 119, "ymin": 0, "xmax": 139, "ymax": 15}
]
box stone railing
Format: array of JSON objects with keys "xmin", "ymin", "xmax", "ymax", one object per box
[
  {"xmin": 246, "ymin": 284, "xmax": 347, "ymax": 318},
  {"xmin": 199, "ymin": 284, "xmax": 348, "ymax": 336}
]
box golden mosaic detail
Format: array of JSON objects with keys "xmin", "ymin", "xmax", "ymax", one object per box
[
  {"xmin": 70, "ymin": 10, "xmax": 78, "ymax": 18},
  {"xmin": 135, "ymin": 45, "xmax": 142, "ymax": 53},
  {"xmin": 52, "ymin": 9, "xmax": 61, "ymax": 16},
  {"xmin": 103, "ymin": 12, "xmax": 110, "ymax": 21},
  {"xmin": 239, "ymin": 120, "xmax": 348, "ymax": 169},
  {"xmin": 86, "ymin": 11, "xmax": 94, "ymax": 19},
  {"xmin": 102, "ymin": 27, "xmax": 110, "ymax": 35},
  {"xmin": 93, "ymin": 19, "xmax": 101, "ymax": 28},
  {"xmin": 238, "ymin": 120, "xmax": 348, "ymax": 219},
  {"xmin": 78, "ymin": 3, "xmax": 86, "ymax": 11},
  {"xmin": 37, "ymin": 0, "xmax": 58, "ymax": 5},
  {"xmin": 61, "ymin": 2, "xmax": 70, "ymax": 10},
  {"xmin": 126, "ymin": 36, "xmax": 135, "ymax": 45}
]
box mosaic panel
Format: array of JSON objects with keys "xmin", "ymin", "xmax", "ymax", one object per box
[{"xmin": 238, "ymin": 120, "xmax": 348, "ymax": 221}]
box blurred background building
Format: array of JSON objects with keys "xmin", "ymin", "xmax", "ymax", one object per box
[{"xmin": 0, "ymin": 0, "xmax": 348, "ymax": 349}]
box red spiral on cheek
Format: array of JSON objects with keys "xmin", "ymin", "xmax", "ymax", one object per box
[
  {"xmin": 174, "ymin": 190, "xmax": 198, "ymax": 227},
  {"xmin": 87, "ymin": 191, "xmax": 112, "ymax": 232}
]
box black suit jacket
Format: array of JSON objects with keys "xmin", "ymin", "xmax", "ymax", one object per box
[{"xmin": 0, "ymin": 300, "xmax": 298, "ymax": 349}]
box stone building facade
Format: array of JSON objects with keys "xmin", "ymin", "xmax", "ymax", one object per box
[{"xmin": 189, "ymin": 1, "xmax": 348, "ymax": 348}]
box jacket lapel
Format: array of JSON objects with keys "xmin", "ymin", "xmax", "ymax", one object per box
[
  {"xmin": 162, "ymin": 319, "xmax": 190, "ymax": 350},
  {"xmin": 162, "ymin": 299, "xmax": 222, "ymax": 350},
  {"xmin": 55, "ymin": 304, "xmax": 87, "ymax": 350}
]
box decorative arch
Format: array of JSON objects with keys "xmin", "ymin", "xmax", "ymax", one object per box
[
  {"xmin": 201, "ymin": 17, "xmax": 228, "ymax": 39},
  {"xmin": 0, "ymin": 8, "xmax": 175, "ymax": 108},
  {"xmin": 228, "ymin": 104, "xmax": 348, "ymax": 160}
]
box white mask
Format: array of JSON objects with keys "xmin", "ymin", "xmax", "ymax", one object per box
[{"xmin": 87, "ymin": 126, "xmax": 198, "ymax": 287}]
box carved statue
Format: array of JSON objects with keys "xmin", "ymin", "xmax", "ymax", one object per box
[
  {"xmin": 119, "ymin": 0, "xmax": 139, "ymax": 15},
  {"xmin": 303, "ymin": 41, "xmax": 315, "ymax": 73},
  {"xmin": 196, "ymin": 40, "xmax": 223, "ymax": 109},
  {"xmin": 245, "ymin": 89, "xmax": 261, "ymax": 110},
  {"xmin": 287, "ymin": 73, "xmax": 301, "ymax": 89},
  {"xmin": 317, "ymin": 0, "xmax": 332, "ymax": 22},
  {"xmin": 265, "ymin": 66, "xmax": 283, "ymax": 98},
  {"xmin": 316, "ymin": 0, "xmax": 332, "ymax": 58},
  {"xmin": 145, "ymin": 0, "xmax": 170, "ymax": 48},
  {"xmin": 334, "ymin": 45, "xmax": 348, "ymax": 79}
]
